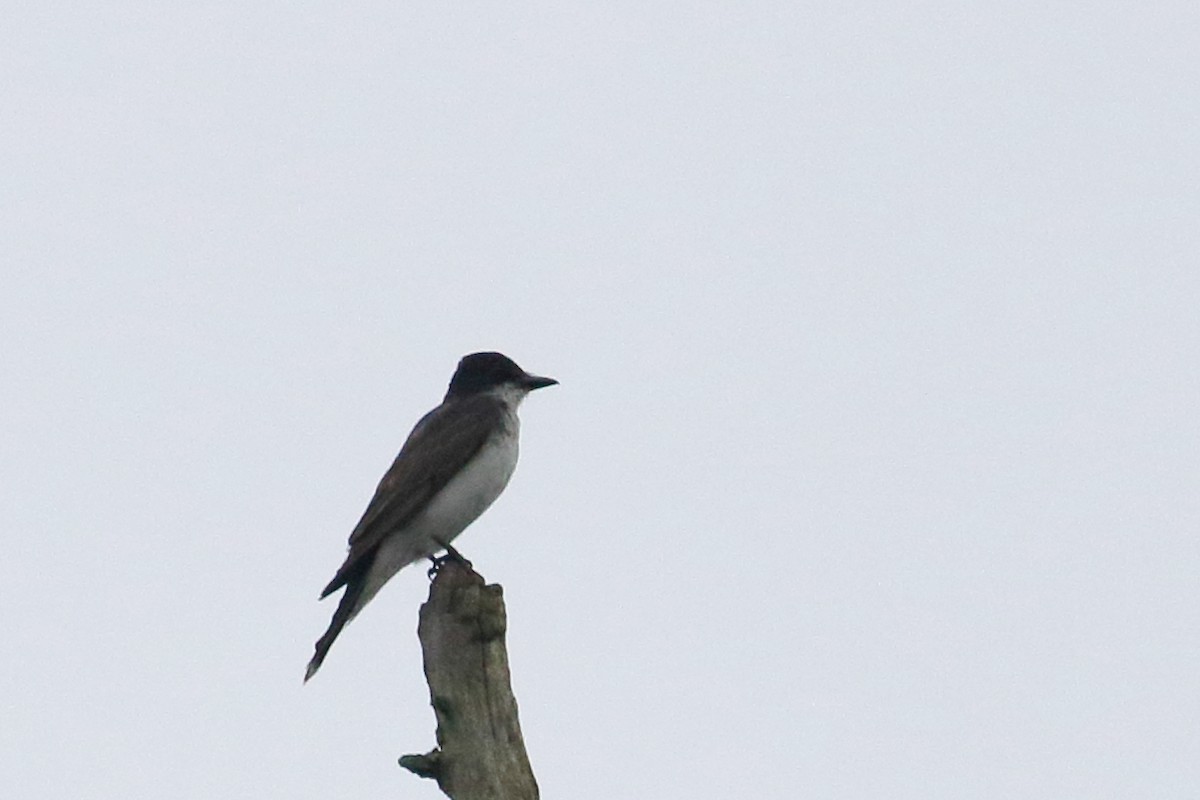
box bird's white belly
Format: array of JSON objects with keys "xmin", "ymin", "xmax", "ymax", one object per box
[
  {"xmin": 366, "ymin": 431, "xmax": 519, "ymax": 594},
  {"xmin": 417, "ymin": 432, "xmax": 519, "ymax": 546}
]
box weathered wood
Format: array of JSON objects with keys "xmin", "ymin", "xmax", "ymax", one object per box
[{"xmin": 399, "ymin": 560, "xmax": 538, "ymax": 800}]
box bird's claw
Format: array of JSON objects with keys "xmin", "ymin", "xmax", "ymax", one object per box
[{"xmin": 427, "ymin": 544, "xmax": 472, "ymax": 578}]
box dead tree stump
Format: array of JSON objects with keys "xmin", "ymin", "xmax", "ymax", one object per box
[{"xmin": 399, "ymin": 560, "xmax": 539, "ymax": 800}]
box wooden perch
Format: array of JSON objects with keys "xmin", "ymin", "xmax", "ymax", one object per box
[{"xmin": 399, "ymin": 560, "xmax": 539, "ymax": 800}]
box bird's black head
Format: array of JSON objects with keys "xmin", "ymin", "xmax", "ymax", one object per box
[{"xmin": 445, "ymin": 352, "xmax": 558, "ymax": 399}]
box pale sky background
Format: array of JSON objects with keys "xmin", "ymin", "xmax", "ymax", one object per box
[{"xmin": 3, "ymin": 3, "xmax": 1198, "ymax": 798}]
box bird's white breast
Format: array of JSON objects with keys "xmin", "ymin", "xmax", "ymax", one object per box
[
  {"xmin": 357, "ymin": 424, "xmax": 520, "ymax": 614},
  {"xmin": 418, "ymin": 426, "xmax": 520, "ymax": 541}
]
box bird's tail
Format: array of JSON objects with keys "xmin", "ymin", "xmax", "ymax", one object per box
[{"xmin": 304, "ymin": 574, "xmax": 367, "ymax": 682}]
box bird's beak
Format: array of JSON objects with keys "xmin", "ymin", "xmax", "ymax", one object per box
[{"xmin": 523, "ymin": 374, "xmax": 558, "ymax": 391}]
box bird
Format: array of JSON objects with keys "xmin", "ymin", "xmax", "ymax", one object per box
[{"xmin": 305, "ymin": 351, "xmax": 557, "ymax": 681}]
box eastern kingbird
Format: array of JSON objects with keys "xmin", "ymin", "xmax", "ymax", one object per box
[{"xmin": 305, "ymin": 352, "xmax": 557, "ymax": 681}]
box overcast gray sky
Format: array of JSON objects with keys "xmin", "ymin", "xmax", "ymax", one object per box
[{"xmin": 3, "ymin": 3, "xmax": 1198, "ymax": 798}]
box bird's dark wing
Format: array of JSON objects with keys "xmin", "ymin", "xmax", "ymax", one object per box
[{"xmin": 318, "ymin": 395, "xmax": 505, "ymax": 598}]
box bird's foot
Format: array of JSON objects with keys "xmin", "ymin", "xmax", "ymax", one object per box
[{"xmin": 426, "ymin": 544, "xmax": 472, "ymax": 578}]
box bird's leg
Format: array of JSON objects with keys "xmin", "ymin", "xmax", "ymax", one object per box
[
  {"xmin": 442, "ymin": 542, "xmax": 472, "ymax": 566},
  {"xmin": 426, "ymin": 541, "xmax": 473, "ymax": 578}
]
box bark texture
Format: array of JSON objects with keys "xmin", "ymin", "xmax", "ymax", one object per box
[{"xmin": 399, "ymin": 560, "xmax": 538, "ymax": 800}]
